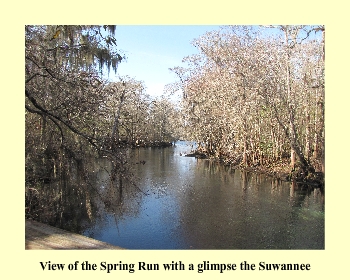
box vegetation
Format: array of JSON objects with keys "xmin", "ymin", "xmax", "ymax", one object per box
[
  {"xmin": 25, "ymin": 25, "xmax": 179, "ymax": 223},
  {"xmin": 169, "ymin": 25, "xmax": 324, "ymax": 185},
  {"xmin": 25, "ymin": 25, "xmax": 324, "ymax": 224}
]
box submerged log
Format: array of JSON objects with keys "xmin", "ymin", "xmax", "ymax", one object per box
[{"xmin": 184, "ymin": 151, "xmax": 208, "ymax": 159}]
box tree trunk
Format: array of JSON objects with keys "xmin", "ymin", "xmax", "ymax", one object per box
[
  {"xmin": 243, "ymin": 139, "xmax": 248, "ymax": 167},
  {"xmin": 283, "ymin": 26, "xmax": 309, "ymax": 171},
  {"xmin": 111, "ymin": 86, "xmax": 126, "ymax": 149},
  {"xmin": 290, "ymin": 148, "xmax": 296, "ymax": 170},
  {"xmin": 305, "ymin": 113, "xmax": 311, "ymax": 161}
]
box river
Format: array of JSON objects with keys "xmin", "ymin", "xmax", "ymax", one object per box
[{"xmin": 75, "ymin": 141, "xmax": 324, "ymax": 249}]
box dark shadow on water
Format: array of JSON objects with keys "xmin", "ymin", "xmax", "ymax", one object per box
[{"xmin": 26, "ymin": 142, "xmax": 325, "ymax": 249}]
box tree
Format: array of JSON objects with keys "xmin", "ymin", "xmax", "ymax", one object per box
[
  {"xmin": 101, "ymin": 77, "xmax": 149, "ymax": 147},
  {"xmin": 25, "ymin": 25, "xmax": 123, "ymax": 183},
  {"xmin": 170, "ymin": 25, "xmax": 324, "ymax": 182},
  {"xmin": 257, "ymin": 25, "xmax": 325, "ymax": 174}
]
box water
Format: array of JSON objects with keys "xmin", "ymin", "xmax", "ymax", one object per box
[{"xmin": 80, "ymin": 141, "xmax": 324, "ymax": 249}]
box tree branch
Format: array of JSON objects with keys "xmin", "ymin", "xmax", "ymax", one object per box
[
  {"xmin": 25, "ymin": 89, "xmax": 98, "ymax": 148},
  {"xmin": 25, "ymin": 105, "xmax": 65, "ymax": 144}
]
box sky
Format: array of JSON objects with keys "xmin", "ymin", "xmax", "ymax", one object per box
[
  {"xmin": 110, "ymin": 25, "xmax": 223, "ymax": 98},
  {"xmin": 109, "ymin": 25, "xmax": 322, "ymax": 99}
]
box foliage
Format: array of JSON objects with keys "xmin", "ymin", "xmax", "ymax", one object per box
[
  {"xmin": 170, "ymin": 25, "xmax": 325, "ymax": 180},
  {"xmin": 101, "ymin": 77, "xmax": 180, "ymax": 147},
  {"xmin": 25, "ymin": 25, "xmax": 181, "ymax": 223},
  {"xmin": 25, "ymin": 25, "xmax": 180, "ymax": 188},
  {"xmin": 25, "ymin": 25, "xmax": 123, "ymax": 184}
]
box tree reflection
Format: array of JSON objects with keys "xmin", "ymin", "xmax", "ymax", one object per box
[
  {"xmin": 177, "ymin": 162, "xmax": 324, "ymax": 249},
  {"xmin": 25, "ymin": 153, "xmax": 143, "ymax": 234}
]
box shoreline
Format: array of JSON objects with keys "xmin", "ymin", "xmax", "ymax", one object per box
[{"xmin": 183, "ymin": 151, "xmax": 324, "ymax": 189}]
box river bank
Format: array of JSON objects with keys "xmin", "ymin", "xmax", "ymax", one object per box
[
  {"xmin": 184, "ymin": 150, "xmax": 324, "ymax": 188},
  {"xmin": 25, "ymin": 142, "xmax": 324, "ymax": 249}
]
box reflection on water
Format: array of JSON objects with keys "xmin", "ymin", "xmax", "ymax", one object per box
[
  {"xmin": 86, "ymin": 141, "xmax": 324, "ymax": 249},
  {"xmin": 32, "ymin": 141, "xmax": 325, "ymax": 249}
]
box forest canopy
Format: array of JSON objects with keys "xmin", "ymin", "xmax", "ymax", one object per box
[
  {"xmin": 24, "ymin": 25, "xmax": 325, "ymax": 247},
  {"xmin": 25, "ymin": 25, "xmax": 325, "ymax": 190},
  {"xmin": 169, "ymin": 25, "xmax": 324, "ymax": 182},
  {"xmin": 25, "ymin": 25, "xmax": 178, "ymax": 187}
]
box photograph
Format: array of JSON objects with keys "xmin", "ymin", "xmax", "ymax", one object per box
[{"xmin": 25, "ymin": 25, "xmax": 325, "ymax": 250}]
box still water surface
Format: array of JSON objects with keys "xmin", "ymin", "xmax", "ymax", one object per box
[{"xmin": 82, "ymin": 141, "xmax": 324, "ymax": 249}]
